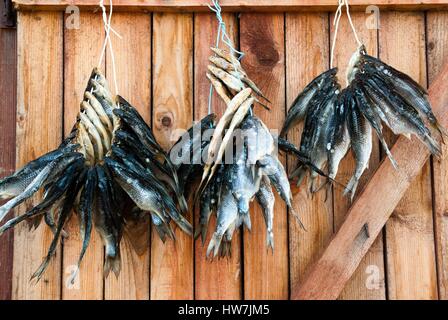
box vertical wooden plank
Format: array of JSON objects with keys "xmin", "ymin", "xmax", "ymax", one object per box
[
  {"xmin": 380, "ymin": 11, "xmax": 438, "ymax": 300},
  {"xmin": 427, "ymin": 11, "xmax": 448, "ymax": 300},
  {"xmin": 62, "ymin": 12, "xmax": 105, "ymax": 300},
  {"xmin": 151, "ymin": 13, "xmax": 194, "ymax": 300},
  {"xmin": 104, "ymin": 12, "xmax": 152, "ymax": 300},
  {"xmin": 240, "ymin": 13, "xmax": 288, "ymax": 299},
  {"xmin": 0, "ymin": 28, "xmax": 16, "ymax": 301},
  {"xmin": 330, "ymin": 12, "xmax": 386, "ymax": 299},
  {"xmin": 13, "ymin": 11, "xmax": 63, "ymax": 299},
  {"xmin": 193, "ymin": 13, "xmax": 242, "ymax": 300},
  {"xmin": 285, "ymin": 13, "xmax": 333, "ymax": 293}
]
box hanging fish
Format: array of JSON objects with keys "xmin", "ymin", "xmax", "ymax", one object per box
[
  {"xmin": 0, "ymin": 68, "xmax": 191, "ymax": 280},
  {"xmin": 281, "ymin": 43, "xmax": 444, "ymax": 200}
]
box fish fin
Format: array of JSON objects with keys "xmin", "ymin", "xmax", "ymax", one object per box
[
  {"xmin": 206, "ymin": 231, "xmax": 224, "ymax": 258},
  {"xmin": 378, "ymin": 136, "xmax": 399, "ymax": 169},
  {"xmin": 289, "ymin": 206, "xmax": 307, "ymax": 232},
  {"xmin": 343, "ymin": 175, "xmax": 360, "ymax": 202}
]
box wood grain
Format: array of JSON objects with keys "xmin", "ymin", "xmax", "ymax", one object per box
[
  {"xmin": 240, "ymin": 13, "xmax": 288, "ymax": 299},
  {"xmin": 379, "ymin": 11, "xmax": 438, "ymax": 300},
  {"xmin": 330, "ymin": 12, "xmax": 386, "ymax": 300},
  {"xmin": 104, "ymin": 12, "xmax": 152, "ymax": 300},
  {"xmin": 426, "ymin": 11, "xmax": 448, "ymax": 300},
  {"xmin": 151, "ymin": 12, "xmax": 194, "ymax": 300},
  {"xmin": 285, "ymin": 12, "xmax": 334, "ymax": 295},
  {"xmin": 0, "ymin": 28, "xmax": 16, "ymax": 300},
  {"xmin": 13, "ymin": 0, "xmax": 448, "ymax": 13},
  {"xmin": 62, "ymin": 12, "xmax": 105, "ymax": 300},
  {"xmin": 193, "ymin": 12, "xmax": 242, "ymax": 300},
  {"xmin": 292, "ymin": 58, "xmax": 448, "ymax": 300},
  {"xmin": 13, "ymin": 11, "xmax": 63, "ymax": 299}
]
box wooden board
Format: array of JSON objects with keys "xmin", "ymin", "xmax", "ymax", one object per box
[
  {"xmin": 285, "ymin": 12, "xmax": 334, "ymax": 295},
  {"xmin": 0, "ymin": 28, "xmax": 16, "ymax": 301},
  {"xmin": 292, "ymin": 59, "xmax": 448, "ymax": 300},
  {"xmin": 151, "ymin": 12, "xmax": 194, "ymax": 300},
  {"xmin": 13, "ymin": 11, "xmax": 63, "ymax": 299},
  {"xmin": 240, "ymin": 13, "xmax": 288, "ymax": 300},
  {"xmin": 62, "ymin": 12, "xmax": 105, "ymax": 300},
  {"xmin": 13, "ymin": 0, "xmax": 448, "ymax": 12},
  {"xmin": 379, "ymin": 11, "xmax": 438, "ymax": 300},
  {"xmin": 426, "ymin": 11, "xmax": 448, "ymax": 300},
  {"xmin": 330, "ymin": 12, "xmax": 386, "ymax": 300},
  {"xmin": 104, "ymin": 12, "xmax": 152, "ymax": 300},
  {"xmin": 193, "ymin": 12, "xmax": 242, "ymax": 300}
]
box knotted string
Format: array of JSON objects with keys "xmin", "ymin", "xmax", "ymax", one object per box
[
  {"xmin": 98, "ymin": 0, "xmax": 121, "ymax": 95},
  {"xmin": 207, "ymin": 0, "xmax": 245, "ymax": 115}
]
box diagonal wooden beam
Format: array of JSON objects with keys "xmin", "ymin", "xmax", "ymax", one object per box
[
  {"xmin": 291, "ymin": 60, "xmax": 448, "ymax": 300},
  {"xmin": 12, "ymin": 0, "xmax": 448, "ymax": 12}
]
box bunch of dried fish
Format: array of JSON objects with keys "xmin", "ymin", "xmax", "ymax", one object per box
[
  {"xmin": 281, "ymin": 45, "xmax": 444, "ymax": 200},
  {"xmin": 175, "ymin": 47, "xmax": 301, "ymax": 257},
  {"xmin": 0, "ymin": 68, "xmax": 190, "ymax": 280}
]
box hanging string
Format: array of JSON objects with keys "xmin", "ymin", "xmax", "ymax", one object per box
[
  {"xmin": 207, "ymin": 0, "xmax": 245, "ymax": 116},
  {"xmin": 330, "ymin": 0, "xmax": 363, "ymax": 68},
  {"xmin": 330, "ymin": 0, "xmax": 344, "ymax": 69},
  {"xmin": 97, "ymin": 0, "xmax": 120, "ymax": 95},
  {"xmin": 345, "ymin": 0, "xmax": 363, "ymax": 47}
]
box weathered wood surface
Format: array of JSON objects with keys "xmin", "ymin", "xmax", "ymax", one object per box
[
  {"xmin": 13, "ymin": 11, "xmax": 63, "ymax": 299},
  {"xmin": 330, "ymin": 12, "xmax": 385, "ymax": 300},
  {"xmin": 0, "ymin": 28, "xmax": 16, "ymax": 300},
  {"xmin": 104, "ymin": 12, "xmax": 152, "ymax": 300},
  {"xmin": 285, "ymin": 12, "xmax": 333, "ymax": 297},
  {"xmin": 4, "ymin": 9, "xmax": 448, "ymax": 300},
  {"xmin": 240, "ymin": 13, "xmax": 289, "ymax": 300},
  {"xmin": 12, "ymin": 0, "xmax": 448, "ymax": 12},
  {"xmin": 427, "ymin": 11, "xmax": 448, "ymax": 300},
  {"xmin": 62, "ymin": 12, "xmax": 105, "ymax": 300},
  {"xmin": 380, "ymin": 12, "xmax": 438, "ymax": 300},
  {"xmin": 193, "ymin": 13, "xmax": 242, "ymax": 300},
  {"xmin": 292, "ymin": 55, "xmax": 448, "ymax": 300},
  {"xmin": 151, "ymin": 12, "xmax": 194, "ymax": 300}
]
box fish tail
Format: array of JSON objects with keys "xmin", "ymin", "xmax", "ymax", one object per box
[
  {"xmin": 104, "ymin": 251, "xmax": 121, "ymax": 279},
  {"xmin": 266, "ymin": 230, "xmax": 274, "ymax": 251},
  {"xmin": 206, "ymin": 231, "xmax": 224, "ymax": 258},
  {"xmin": 343, "ymin": 175, "xmax": 360, "ymax": 202}
]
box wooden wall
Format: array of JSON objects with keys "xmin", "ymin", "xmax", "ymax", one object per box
[{"xmin": 0, "ymin": 9, "xmax": 447, "ymax": 300}]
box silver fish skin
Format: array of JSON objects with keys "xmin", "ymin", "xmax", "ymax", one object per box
[
  {"xmin": 170, "ymin": 114, "xmax": 216, "ymax": 168},
  {"xmin": 281, "ymin": 68, "xmax": 338, "ymax": 137},
  {"xmin": 0, "ymin": 152, "xmax": 83, "ymax": 223},
  {"xmin": 106, "ymin": 158, "xmax": 192, "ymax": 235},
  {"xmin": 327, "ymin": 91, "xmax": 350, "ymax": 180},
  {"xmin": 0, "ymin": 145, "xmax": 78, "ymax": 200},
  {"xmin": 206, "ymin": 184, "xmax": 238, "ymax": 258},
  {"xmin": 255, "ymin": 175, "xmax": 275, "ymax": 250},
  {"xmin": 352, "ymin": 83, "xmax": 398, "ymax": 169},
  {"xmin": 360, "ymin": 74, "xmax": 441, "ymax": 156},
  {"xmin": 344, "ymin": 89, "xmax": 373, "ymax": 201},
  {"xmin": 229, "ymin": 141, "xmax": 261, "ymax": 230}
]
